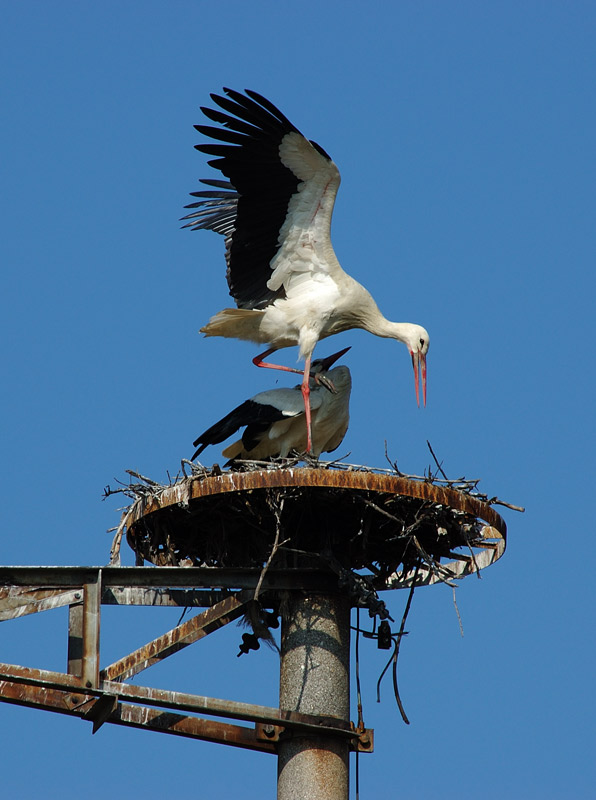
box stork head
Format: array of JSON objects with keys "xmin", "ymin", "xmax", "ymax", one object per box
[
  {"xmin": 404, "ymin": 325, "xmax": 429, "ymax": 407},
  {"xmin": 311, "ymin": 346, "xmax": 351, "ymax": 392}
]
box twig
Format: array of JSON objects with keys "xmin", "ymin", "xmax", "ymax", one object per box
[
  {"xmin": 229, "ymin": 457, "xmax": 296, "ymax": 469},
  {"xmin": 466, "ymin": 540, "xmax": 482, "ymax": 579},
  {"xmin": 452, "ymin": 586, "xmax": 464, "ymax": 637},
  {"xmin": 488, "ymin": 497, "xmax": 525, "ymax": 513},
  {"xmin": 109, "ymin": 512, "xmax": 127, "ymax": 566},
  {"xmin": 460, "ymin": 524, "xmax": 482, "ymax": 579},
  {"xmin": 362, "ymin": 499, "xmax": 410, "ymax": 533},
  {"xmin": 411, "ymin": 535, "xmax": 457, "ymax": 587},
  {"xmin": 318, "ymin": 451, "xmax": 352, "ymax": 469},
  {"xmin": 125, "ymin": 469, "xmax": 160, "ymax": 486},
  {"xmin": 427, "ymin": 440, "xmax": 449, "ymax": 482},
  {"xmin": 383, "ymin": 440, "xmax": 402, "ymax": 475},
  {"xmin": 278, "ymin": 546, "xmax": 321, "ymax": 557},
  {"xmin": 254, "ymin": 497, "xmax": 289, "ymax": 601}
]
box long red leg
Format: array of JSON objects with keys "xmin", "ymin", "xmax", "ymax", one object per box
[
  {"xmin": 300, "ymin": 354, "xmax": 313, "ymax": 453},
  {"xmin": 252, "ymin": 348, "xmax": 313, "ymax": 452},
  {"xmin": 252, "ymin": 348, "xmax": 304, "ymax": 376}
]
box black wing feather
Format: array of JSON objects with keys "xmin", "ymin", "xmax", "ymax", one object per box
[
  {"xmin": 183, "ymin": 185, "xmax": 239, "ymax": 237},
  {"xmin": 193, "ymin": 125, "xmax": 250, "ymax": 146},
  {"xmin": 191, "ymin": 398, "xmax": 289, "ymax": 459},
  {"xmin": 184, "ymin": 88, "xmax": 332, "ymax": 310},
  {"xmin": 199, "ymin": 178, "xmax": 236, "ymax": 189},
  {"xmin": 200, "ymin": 106, "xmax": 265, "ymax": 137}
]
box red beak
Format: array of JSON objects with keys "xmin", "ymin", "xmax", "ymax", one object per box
[{"xmin": 411, "ymin": 350, "xmax": 427, "ymax": 408}]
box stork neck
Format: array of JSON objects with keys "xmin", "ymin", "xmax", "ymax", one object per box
[{"xmin": 362, "ymin": 311, "xmax": 413, "ymax": 346}]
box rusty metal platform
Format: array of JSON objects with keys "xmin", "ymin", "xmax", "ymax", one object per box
[{"xmin": 121, "ymin": 467, "xmax": 507, "ymax": 588}]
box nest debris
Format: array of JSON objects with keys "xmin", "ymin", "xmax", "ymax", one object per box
[
  {"xmin": 105, "ymin": 455, "xmax": 515, "ymax": 591},
  {"xmin": 104, "ymin": 454, "xmax": 520, "ymax": 724}
]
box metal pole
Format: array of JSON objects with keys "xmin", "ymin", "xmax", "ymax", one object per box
[{"xmin": 277, "ymin": 591, "xmax": 350, "ymax": 800}]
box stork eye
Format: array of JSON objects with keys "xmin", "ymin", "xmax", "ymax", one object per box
[{"xmin": 419, "ymin": 338, "xmax": 425, "ymax": 347}]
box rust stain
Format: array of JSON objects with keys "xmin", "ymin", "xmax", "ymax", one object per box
[
  {"xmin": 100, "ymin": 591, "xmax": 251, "ymax": 682},
  {"xmin": 126, "ymin": 468, "xmax": 506, "ymax": 536},
  {"xmin": 0, "ymin": 678, "xmax": 276, "ymax": 752}
]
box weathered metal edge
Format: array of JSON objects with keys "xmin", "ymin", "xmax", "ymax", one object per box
[{"xmin": 125, "ymin": 468, "xmax": 507, "ymax": 537}]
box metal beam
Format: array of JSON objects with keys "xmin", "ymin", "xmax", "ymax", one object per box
[
  {"xmin": 0, "ymin": 678, "xmax": 276, "ymax": 753},
  {"xmin": 103, "ymin": 681, "xmax": 359, "ymax": 739},
  {"xmin": 0, "ymin": 566, "xmax": 337, "ymax": 592},
  {"xmin": 100, "ymin": 590, "xmax": 253, "ymax": 682},
  {"xmin": 0, "ymin": 585, "xmax": 235, "ymax": 616},
  {"xmin": 0, "ymin": 562, "xmax": 374, "ymax": 757},
  {"xmin": 67, "ymin": 602, "xmax": 83, "ymax": 676},
  {"xmin": 0, "ymin": 588, "xmax": 82, "ymax": 620},
  {"xmin": 0, "ymin": 663, "xmax": 363, "ymax": 741},
  {"xmin": 84, "ymin": 693, "xmax": 118, "ymax": 733},
  {"xmin": 101, "ymin": 587, "xmax": 229, "ymax": 607},
  {"xmin": 112, "ymin": 704, "xmax": 276, "ymax": 752},
  {"xmin": 82, "ymin": 574, "xmax": 101, "ymax": 689}
]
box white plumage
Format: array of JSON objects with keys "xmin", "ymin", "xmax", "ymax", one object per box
[
  {"xmin": 192, "ymin": 349, "xmax": 351, "ymax": 461},
  {"xmin": 183, "ymin": 89, "xmax": 429, "ymax": 450}
]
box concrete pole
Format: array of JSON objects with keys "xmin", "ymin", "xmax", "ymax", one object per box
[{"xmin": 277, "ymin": 592, "xmax": 350, "ymax": 800}]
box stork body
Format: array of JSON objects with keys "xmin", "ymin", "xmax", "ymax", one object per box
[
  {"xmin": 192, "ymin": 351, "xmax": 351, "ymax": 462},
  {"xmin": 183, "ymin": 88, "xmax": 429, "ymax": 449}
]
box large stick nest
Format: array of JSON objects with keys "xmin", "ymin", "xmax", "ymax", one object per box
[{"xmin": 108, "ymin": 459, "xmax": 512, "ymax": 590}]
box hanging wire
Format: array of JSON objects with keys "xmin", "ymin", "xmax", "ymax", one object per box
[
  {"xmin": 355, "ymin": 606, "xmax": 362, "ymax": 800},
  {"xmin": 355, "ymin": 607, "xmax": 364, "ymax": 730},
  {"xmin": 376, "ymin": 561, "xmax": 421, "ymax": 724},
  {"xmin": 176, "ymin": 606, "xmax": 190, "ymax": 626}
]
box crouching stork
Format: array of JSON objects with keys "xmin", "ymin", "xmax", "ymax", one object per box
[{"xmin": 191, "ymin": 348, "xmax": 351, "ymax": 461}]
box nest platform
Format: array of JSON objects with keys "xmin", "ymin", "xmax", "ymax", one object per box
[{"xmin": 119, "ymin": 466, "xmax": 507, "ymax": 590}]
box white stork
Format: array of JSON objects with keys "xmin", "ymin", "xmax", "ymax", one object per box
[
  {"xmin": 182, "ymin": 88, "xmax": 429, "ymax": 451},
  {"xmin": 192, "ymin": 348, "xmax": 351, "ymax": 461}
]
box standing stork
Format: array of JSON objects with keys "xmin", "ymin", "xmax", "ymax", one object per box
[
  {"xmin": 182, "ymin": 88, "xmax": 429, "ymax": 452},
  {"xmin": 191, "ymin": 348, "xmax": 352, "ymax": 462}
]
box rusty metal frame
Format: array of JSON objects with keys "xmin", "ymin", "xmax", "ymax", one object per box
[
  {"xmin": 0, "ymin": 566, "xmax": 372, "ymax": 753},
  {"xmin": 0, "ymin": 473, "xmax": 507, "ymax": 754},
  {"xmin": 0, "ymin": 565, "xmax": 341, "ymax": 592}
]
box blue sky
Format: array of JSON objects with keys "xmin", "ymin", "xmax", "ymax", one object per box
[{"xmin": 1, "ymin": 2, "xmax": 594, "ymax": 797}]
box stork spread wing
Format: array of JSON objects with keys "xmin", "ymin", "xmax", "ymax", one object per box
[{"xmin": 182, "ymin": 88, "xmax": 341, "ymax": 310}]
